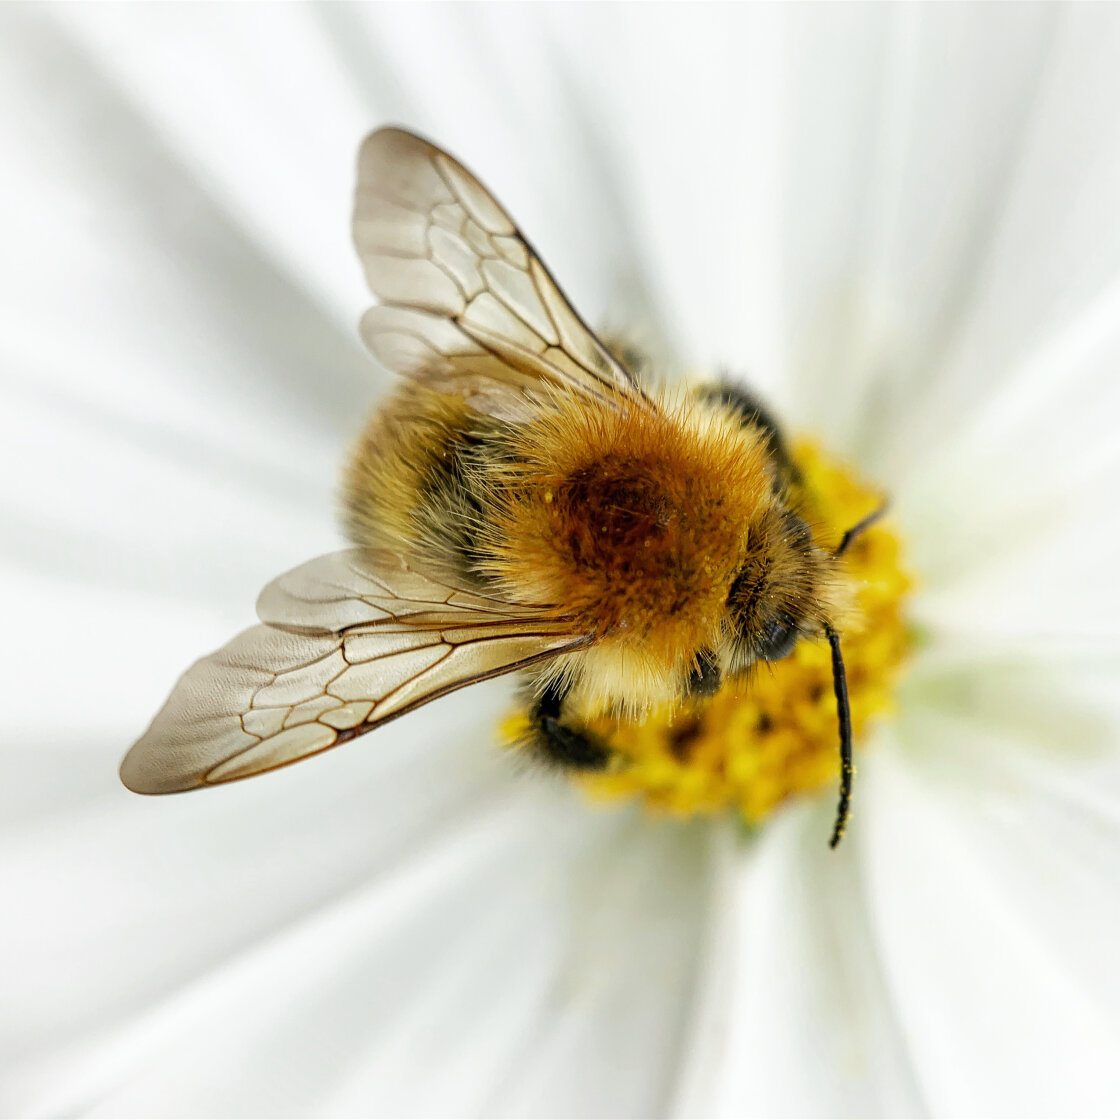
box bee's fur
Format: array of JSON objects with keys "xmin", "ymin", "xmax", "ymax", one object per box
[
  {"xmin": 121, "ymin": 128, "xmax": 866, "ymax": 846},
  {"xmin": 344, "ymin": 378, "xmax": 850, "ymax": 741},
  {"xmin": 696, "ymin": 379, "xmax": 803, "ymax": 490}
]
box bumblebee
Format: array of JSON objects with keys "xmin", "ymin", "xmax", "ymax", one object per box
[{"xmin": 122, "ymin": 129, "xmax": 882, "ymax": 846}]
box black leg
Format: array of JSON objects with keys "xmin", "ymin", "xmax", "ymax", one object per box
[
  {"xmin": 525, "ymin": 678, "xmax": 613, "ymax": 771},
  {"xmin": 686, "ymin": 647, "xmax": 723, "ymax": 697}
]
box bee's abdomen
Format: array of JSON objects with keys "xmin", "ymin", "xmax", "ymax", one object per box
[{"xmin": 342, "ymin": 385, "xmax": 492, "ymax": 584}]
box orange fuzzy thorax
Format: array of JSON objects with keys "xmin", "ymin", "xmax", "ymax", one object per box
[
  {"xmin": 502, "ymin": 436, "xmax": 912, "ymax": 822},
  {"xmin": 479, "ymin": 392, "xmax": 772, "ymax": 667}
]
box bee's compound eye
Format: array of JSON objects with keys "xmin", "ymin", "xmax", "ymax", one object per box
[{"xmin": 756, "ymin": 614, "xmax": 800, "ymax": 662}]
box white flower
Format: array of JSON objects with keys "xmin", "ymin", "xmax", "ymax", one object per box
[{"xmin": 4, "ymin": 3, "xmax": 1120, "ymax": 1116}]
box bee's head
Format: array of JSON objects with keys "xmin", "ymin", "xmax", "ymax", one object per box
[
  {"xmin": 720, "ymin": 501, "xmax": 868, "ymax": 850},
  {"xmin": 724, "ymin": 506, "xmax": 840, "ymax": 672}
]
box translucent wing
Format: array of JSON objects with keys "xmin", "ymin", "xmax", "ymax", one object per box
[
  {"xmin": 353, "ymin": 127, "xmax": 650, "ymax": 421},
  {"xmin": 121, "ymin": 550, "xmax": 588, "ymax": 794}
]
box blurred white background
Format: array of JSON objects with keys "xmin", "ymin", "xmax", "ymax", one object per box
[{"xmin": 3, "ymin": 3, "xmax": 1120, "ymax": 1116}]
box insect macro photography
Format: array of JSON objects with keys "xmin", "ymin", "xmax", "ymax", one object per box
[{"xmin": 4, "ymin": 3, "xmax": 1120, "ymax": 1118}]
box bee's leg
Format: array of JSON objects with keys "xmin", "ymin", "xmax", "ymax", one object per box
[{"xmin": 526, "ymin": 678, "xmax": 613, "ymax": 771}]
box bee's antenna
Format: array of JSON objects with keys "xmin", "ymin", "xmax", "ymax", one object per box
[
  {"xmin": 825, "ymin": 624, "xmax": 853, "ymax": 849},
  {"xmin": 822, "ymin": 501, "xmax": 890, "ymax": 846},
  {"xmin": 834, "ymin": 501, "xmax": 889, "ymax": 557}
]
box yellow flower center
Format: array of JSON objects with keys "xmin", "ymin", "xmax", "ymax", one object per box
[{"xmin": 502, "ymin": 438, "xmax": 914, "ymax": 828}]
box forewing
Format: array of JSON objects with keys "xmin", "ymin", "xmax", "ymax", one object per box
[
  {"xmin": 255, "ymin": 548, "xmax": 537, "ymax": 634},
  {"xmin": 121, "ymin": 551, "xmax": 586, "ymax": 794},
  {"xmin": 353, "ymin": 127, "xmax": 648, "ymax": 421}
]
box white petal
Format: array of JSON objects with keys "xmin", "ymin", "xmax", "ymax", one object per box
[
  {"xmin": 0, "ymin": 686, "xmax": 516, "ymax": 1109},
  {"xmin": 907, "ymin": 485, "xmax": 1120, "ymax": 655},
  {"xmin": 0, "ymin": 12, "xmax": 375, "ymax": 445},
  {"xmin": 535, "ymin": 4, "xmax": 791, "ymax": 396},
  {"xmin": 684, "ymin": 801, "xmax": 924, "ymax": 1118},
  {"xmin": 784, "ymin": 4, "xmax": 1058, "ymax": 455},
  {"xmin": 5, "ymin": 5, "xmax": 1120, "ymax": 1117},
  {"xmin": 878, "ymin": 5, "xmax": 1120, "ymax": 479},
  {"xmin": 481, "ymin": 814, "xmax": 717, "ymax": 1120},
  {"xmin": 903, "ymin": 653, "xmax": 1120, "ymax": 751},
  {"xmin": 5, "ymin": 779, "xmax": 712, "ymax": 1118},
  {"xmin": 896, "ymin": 283, "xmax": 1120, "ymax": 597},
  {"xmin": 45, "ymin": 3, "xmax": 369, "ymax": 328},
  {"xmin": 862, "ymin": 722, "xmax": 1120, "ymax": 1116}
]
